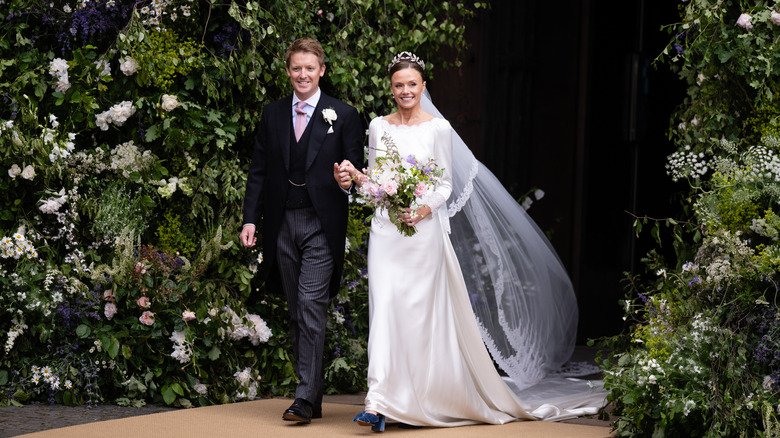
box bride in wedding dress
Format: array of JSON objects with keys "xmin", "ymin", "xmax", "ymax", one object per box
[{"xmin": 334, "ymin": 52, "xmax": 606, "ymax": 432}]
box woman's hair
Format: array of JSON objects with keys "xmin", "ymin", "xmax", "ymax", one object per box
[
  {"xmin": 388, "ymin": 51, "xmax": 425, "ymax": 79},
  {"xmin": 285, "ymin": 38, "xmax": 325, "ymax": 67}
]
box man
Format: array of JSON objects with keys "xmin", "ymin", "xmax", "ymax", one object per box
[{"xmin": 240, "ymin": 38, "xmax": 364, "ymax": 423}]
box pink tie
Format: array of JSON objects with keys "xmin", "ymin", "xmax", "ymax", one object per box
[{"xmin": 294, "ymin": 101, "xmax": 307, "ymax": 141}]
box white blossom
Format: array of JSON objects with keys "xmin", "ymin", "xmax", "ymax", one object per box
[
  {"xmin": 119, "ymin": 57, "xmax": 139, "ymax": 76},
  {"xmin": 21, "ymin": 165, "xmax": 35, "ymax": 180},
  {"xmin": 161, "ymin": 94, "xmax": 178, "ymax": 112}
]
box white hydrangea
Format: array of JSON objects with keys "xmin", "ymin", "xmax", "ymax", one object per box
[
  {"xmin": 221, "ymin": 306, "xmax": 272, "ymax": 346},
  {"xmin": 109, "ymin": 140, "xmax": 155, "ymax": 178}
]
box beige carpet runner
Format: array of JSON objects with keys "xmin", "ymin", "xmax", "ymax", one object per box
[{"xmin": 15, "ymin": 398, "xmax": 612, "ymax": 438}]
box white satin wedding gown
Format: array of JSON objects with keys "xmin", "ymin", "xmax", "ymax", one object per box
[{"xmin": 363, "ymin": 115, "xmax": 606, "ymax": 427}]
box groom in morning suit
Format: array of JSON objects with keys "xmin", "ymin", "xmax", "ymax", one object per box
[{"xmin": 239, "ymin": 38, "xmax": 364, "ymax": 423}]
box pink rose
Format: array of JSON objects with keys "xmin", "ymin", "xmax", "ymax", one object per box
[
  {"xmin": 139, "ymin": 311, "xmax": 155, "ymax": 326},
  {"xmin": 367, "ymin": 183, "xmax": 381, "ymax": 197},
  {"xmin": 104, "ymin": 302, "xmax": 117, "ymax": 320},
  {"xmin": 137, "ymin": 296, "xmax": 151, "ymax": 309},
  {"xmin": 737, "ymin": 13, "xmax": 753, "ymax": 30},
  {"xmin": 381, "ymin": 180, "xmax": 398, "ymax": 196},
  {"xmin": 182, "ymin": 310, "xmax": 196, "ymax": 321},
  {"xmin": 414, "ymin": 182, "xmax": 427, "ymax": 198}
]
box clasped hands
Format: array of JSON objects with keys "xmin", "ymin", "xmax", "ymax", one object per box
[{"xmin": 333, "ymin": 160, "xmax": 431, "ymax": 227}]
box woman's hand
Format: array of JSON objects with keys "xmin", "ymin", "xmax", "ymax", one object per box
[{"xmin": 400, "ymin": 205, "xmax": 431, "ymax": 227}]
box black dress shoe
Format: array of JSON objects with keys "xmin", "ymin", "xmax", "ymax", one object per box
[
  {"xmin": 283, "ymin": 398, "xmax": 313, "ymax": 423},
  {"xmin": 312, "ymin": 403, "xmax": 322, "ymax": 419}
]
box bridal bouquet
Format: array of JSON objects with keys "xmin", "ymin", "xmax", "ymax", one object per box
[{"xmin": 356, "ymin": 132, "xmax": 444, "ymax": 237}]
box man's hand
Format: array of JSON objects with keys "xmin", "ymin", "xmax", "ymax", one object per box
[
  {"xmin": 334, "ymin": 161, "xmax": 354, "ymax": 190},
  {"xmin": 240, "ymin": 224, "xmax": 257, "ymax": 248}
]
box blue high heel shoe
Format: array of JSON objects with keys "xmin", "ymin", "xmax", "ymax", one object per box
[{"xmin": 353, "ymin": 411, "xmax": 386, "ymax": 432}]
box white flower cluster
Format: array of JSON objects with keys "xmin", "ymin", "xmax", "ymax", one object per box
[
  {"xmin": 155, "ymin": 176, "xmax": 191, "ymax": 197},
  {"xmin": 4, "ymin": 316, "xmax": 27, "ymax": 353},
  {"xmin": 95, "ymin": 100, "xmax": 137, "ymax": 131},
  {"xmin": 44, "ymin": 115, "xmax": 77, "ymax": 163},
  {"xmin": 1, "ymin": 232, "xmax": 37, "ymax": 259},
  {"xmin": 635, "ymin": 357, "xmax": 665, "ymax": 387},
  {"xmin": 39, "ymin": 188, "xmax": 68, "ymax": 214},
  {"xmin": 697, "ymin": 230, "xmax": 755, "ymax": 287},
  {"xmin": 109, "ymin": 140, "xmax": 154, "ymax": 178},
  {"xmin": 741, "ymin": 145, "xmax": 780, "ymax": 182},
  {"xmin": 139, "ymin": 0, "xmax": 194, "ymax": 28},
  {"xmin": 751, "ymin": 216, "xmax": 780, "ymax": 241},
  {"xmin": 248, "ymin": 251, "xmax": 263, "ymax": 274},
  {"xmin": 94, "ymin": 59, "xmax": 111, "ymax": 77},
  {"xmin": 49, "ymin": 58, "xmax": 71, "ymax": 93},
  {"xmin": 233, "ymin": 367, "xmax": 258, "ymax": 400},
  {"xmin": 0, "ymin": 120, "xmax": 22, "ymax": 146},
  {"xmin": 30, "ymin": 364, "xmax": 62, "ymax": 390},
  {"xmin": 119, "ymin": 57, "xmax": 139, "ymax": 76},
  {"xmin": 67, "ymin": 148, "xmax": 109, "ymax": 183},
  {"xmin": 193, "ymin": 381, "xmax": 208, "ymax": 395},
  {"xmin": 8, "ymin": 164, "xmax": 35, "ymax": 180},
  {"xmin": 689, "ymin": 313, "xmax": 714, "ymax": 343},
  {"xmin": 169, "ymin": 330, "xmax": 193, "ymax": 364},
  {"xmin": 221, "ymin": 306, "xmax": 272, "ymax": 346},
  {"xmin": 666, "ymin": 145, "xmax": 709, "ymax": 182}
]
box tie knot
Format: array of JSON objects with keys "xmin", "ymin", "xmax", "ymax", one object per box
[{"xmin": 295, "ymin": 101, "xmax": 307, "ymax": 115}]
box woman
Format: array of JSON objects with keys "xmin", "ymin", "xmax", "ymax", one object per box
[{"xmin": 335, "ymin": 52, "xmax": 604, "ymax": 431}]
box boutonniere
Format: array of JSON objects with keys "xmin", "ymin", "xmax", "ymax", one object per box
[{"xmin": 322, "ymin": 107, "xmax": 337, "ymax": 126}]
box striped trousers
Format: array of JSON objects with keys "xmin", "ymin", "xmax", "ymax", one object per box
[{"xmin": 276, "ymin": 207, "xmax": 333, "ymax": 405}]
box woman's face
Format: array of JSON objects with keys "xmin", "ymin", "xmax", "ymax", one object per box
[{"xmin": 391, "ymin": 68, "xmax": 425, "ymax": 111}]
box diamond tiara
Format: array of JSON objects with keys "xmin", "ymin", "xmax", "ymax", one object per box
[{"xmin": 388, "ymin": 51, "xmax": 426, "ymax": 71}]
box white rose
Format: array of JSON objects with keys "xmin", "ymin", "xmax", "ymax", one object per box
[
  {"xmin": 119, "ymin": 57, "xmax": 139, "ymax": 76},
  {"xmin": 322, "ymin": 108, "xmax": 337, "ymax": 125},
  {"xmin": 49, "ymin": 58, "xmax": 69, "ymax": 77},
  {"xmin": 161, "ymin": 94, "xmax": 178, "ymax": 112},
  {"xmin": 54, "ymin": 76, "xmax": 71, "ymax": 93},
  {"xmin": 8, "ymin": 164, "xmax": 21, "ymax": 179},
  {"xmin": 772, "ymin": 12, "xmax": 780, "ymax": 26},
  {"xmin": 21, "ymin": 165, "xmax": 35, "ymax": 180},
  {"xmin": 95, "ymin": 111, "xmax": 110, "ymax": 131},
  {"xmin": 737, "ymin": 13, "xmax": 753, "ymax": 31}
]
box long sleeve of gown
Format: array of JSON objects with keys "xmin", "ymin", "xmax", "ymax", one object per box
[{"xmin": 420, "ymin": 121, "xmax": 453, "ymax": 213}]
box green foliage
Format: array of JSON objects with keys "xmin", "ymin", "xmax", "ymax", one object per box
[
  {"xmin": 129, "ymin": 30, "xmax": 202, "ymax": 91},
  {"xmin": 155, "ymin": 210, "xmax": 197, "ymax": 257},
  {"xmin": 0, "ymin": 0, "xmax": 482, "ymax": 408},
  {"xmin": 601, "ymin": 2, "xmax": 780, "ymax": 436}
]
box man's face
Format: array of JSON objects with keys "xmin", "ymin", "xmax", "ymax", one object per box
[{"xmin": 286, "ymin": 52, "xmax": 325, "ymax": 101}]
